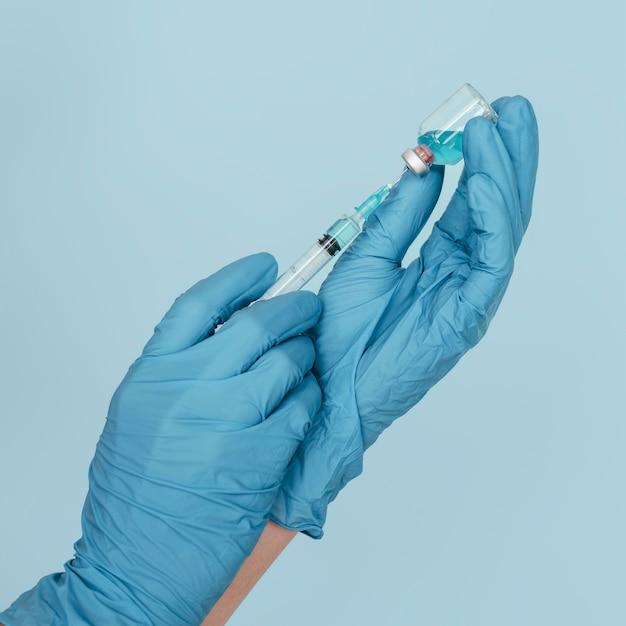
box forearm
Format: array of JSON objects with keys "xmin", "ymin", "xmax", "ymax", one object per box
[{"xmin": 202, "ymin": 521, "xmax": 296, "ymax": 626}]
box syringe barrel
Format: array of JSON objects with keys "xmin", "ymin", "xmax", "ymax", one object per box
[
  {"xmin": 261, "ymin": 239, "xmax": 335, "ymax": 299},
  {"xmin": 262, "ymin": 199, "xmax": 380, "ymax": 299}
]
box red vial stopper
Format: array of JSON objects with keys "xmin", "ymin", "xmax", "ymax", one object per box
[{"xmin": 414, "ymin": 144, "xmax": 434, "ymax": 166}]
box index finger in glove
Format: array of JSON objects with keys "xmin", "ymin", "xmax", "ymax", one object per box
[
  {"xmin": 142, "ymin": 252, "xmax": 277, "ymax": 356},
  {"xmin": 345, "ymin": 166, "xmax": 444, "ymax": 266},
  {"xmin": 196, "ymin": 291, "xmax": 322, "ymax": 377}
]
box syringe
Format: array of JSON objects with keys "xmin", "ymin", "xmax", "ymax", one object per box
[
  {"xmin": 261, "ymin": 182, "xmax": 398, "ymax": 299},
  {"xmin": 261, "ymin": 83, "xmax": 496, "ymax": 299}
]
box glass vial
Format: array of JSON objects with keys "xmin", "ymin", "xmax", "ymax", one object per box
[{"xmin": 402, "ymin": 83, "xmax": 497, "ymax": 173}]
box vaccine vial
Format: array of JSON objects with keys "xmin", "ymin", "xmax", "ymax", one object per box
[{"xmin": 402, "ymin": 83, "xmax": 497, "ymax": 173}]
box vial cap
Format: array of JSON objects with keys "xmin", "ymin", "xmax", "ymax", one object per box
[{"xmin": 401, "ymin": 146, "xmax": 433, "ymax": 175}]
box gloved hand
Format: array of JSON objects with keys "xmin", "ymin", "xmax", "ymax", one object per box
[
  {"xmin": 272, "ymin": 96, "xmax": 539, "ymax": 538},
  {"xmin": 0, "ymin": 253, "xmax": 322, "ymax": 626}
]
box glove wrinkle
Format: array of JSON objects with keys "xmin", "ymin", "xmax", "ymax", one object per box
[{"xmin": 272, "ymin": 96, "xmax": 538, "ymax": 538}]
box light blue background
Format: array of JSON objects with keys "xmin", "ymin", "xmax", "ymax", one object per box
[{"xmin": 1, "ymin": 2, "xmax": 625, "ymax": 625}]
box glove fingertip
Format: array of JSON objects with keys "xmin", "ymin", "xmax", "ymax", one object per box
[
  {"xmin": 398, "ymin": 161, "xmax": 444, "ymax": 188},
  {"xmin": 245, "ymin": 251, "xmax": 278, "ymax": 284},
  {"xmin": 273, "ymin": 290, "xmax": 322, "ymax": 326},
  {"xmin": 465, "ymin": 115, "xmax": 496, "ymax": 142},
  {"xmin": 507, "ymin": 95, "xmax": 537, "ymax": 121},
  {"xmin": 491, "ymin": 96, "xmax": 512, "ymax": 112},
  {"xmin": 495, "ymin": 95, "xmax": 538, "ymax": 137}
]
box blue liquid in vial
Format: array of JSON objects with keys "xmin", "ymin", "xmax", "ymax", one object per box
[{"xmin": 418, "ymin": 130, "xmax": 464, "ymax": 165}]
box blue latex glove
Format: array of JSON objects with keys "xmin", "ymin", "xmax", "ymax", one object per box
[
  {"xmin": 272, "ymin": 96, "xmax": 539, "ymax": 538},
  {"xmin": 0, "ymin": 253, "xmax": 322, "ymax": 626}
]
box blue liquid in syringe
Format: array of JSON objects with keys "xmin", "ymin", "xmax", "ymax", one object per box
[{"xmin": 418, "ymin": 130, "xmax": 464, "ymax": 165}]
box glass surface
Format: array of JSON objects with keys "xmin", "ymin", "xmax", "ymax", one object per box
[{"xmin": 417, "ymin": 83, "xmax": 497, "ymax": 165}]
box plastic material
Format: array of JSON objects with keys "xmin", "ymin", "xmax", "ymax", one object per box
[
  {"xmin": 0, "ymin": 253, "xmax": 322, "ymax": 626},
  {"xmin": 271, "ymin": 96, "xmax": 539, "ymax": 538},
  {"xmin": 265, "ymin": 85, "xmax": 496, "ymax": 300},
  {"xmin": 262, "ymin": 242, "xmax": 334, "ymax": 298},
  {"xmin": 262, "ymin": 185, "xmax": 392, "ymax": 298}
]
